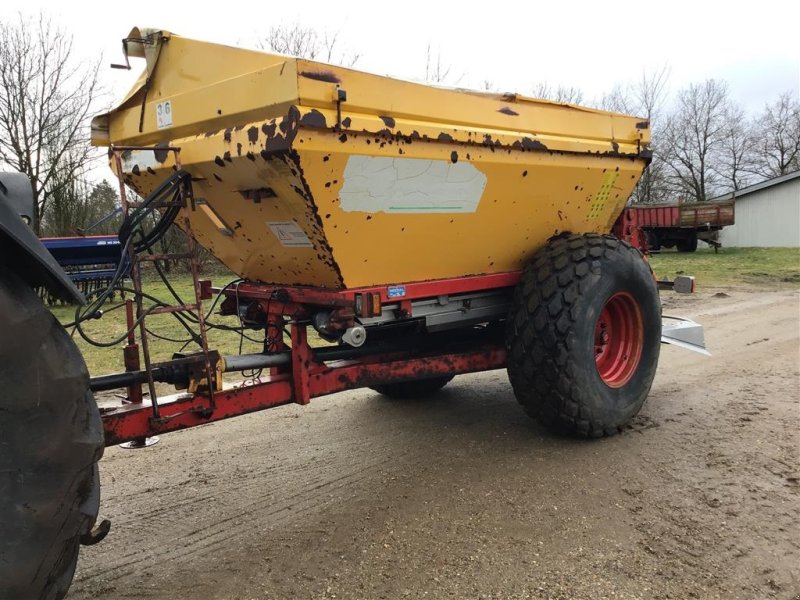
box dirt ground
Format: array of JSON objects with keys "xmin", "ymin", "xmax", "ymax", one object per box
[{"xmin": 70, "ymin": 287, "xmax": 799, "ymax": 600}]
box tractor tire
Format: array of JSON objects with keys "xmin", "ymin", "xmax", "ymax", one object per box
[
  {"xmin": 677, "ymin": 232, "xmax": 698, "ymax": 253},
  {"xmin": 506, "ymin": 234, "xmax": 661, "ymax": 437},
  {"xmin": 372, "ymin": 375, "xmax": 454, "ymax": 399},
  {"xmin": 0, "ymin": 268, "xmax": 104, "ymax": 600}
]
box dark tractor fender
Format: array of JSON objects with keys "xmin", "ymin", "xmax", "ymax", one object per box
[{"xmin": 0, "ymin": 172, "xmax": 84, "ymax": 304}]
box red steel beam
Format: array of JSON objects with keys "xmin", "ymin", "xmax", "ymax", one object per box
[
  {"xmin": 223, "ymin": 272, "xmax": 522, "ymax": 305},
  {"xmin": 101, "ymin": 345, "xmax": 507, "ymax": 446},
  {"xmin": 102, "ymin": 378, "xmax": 295, "ymax": 446},
  {"xmin": 342, "ymin": 272, "xmax": 521, "ymax": 303},
  {"xmin": 309, "ymin": 347, "xmax": 507, "ymax": 396}
]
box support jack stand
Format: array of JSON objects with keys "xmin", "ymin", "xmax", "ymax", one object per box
[{"xmin": 119, "ymin": 436, "xmax": 160, "ymax": 449}]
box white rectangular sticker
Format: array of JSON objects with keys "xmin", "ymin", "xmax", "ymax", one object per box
[
  {"xmin": 339, "ymin": 156, "xmax": 487, "ymax": 214},
  {"xmin": 267, "ymin": 221, "xmax": 313, "ymax": 248},
  {"xmin": 156, "ymin": 100, "xmax": 173, "ymax": 129},
  {"xmin": 120, "ymin": 149, "xmax": 159, "ymax": 173}
]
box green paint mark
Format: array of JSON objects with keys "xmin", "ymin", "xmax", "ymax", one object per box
[
  {"xmin": 388, "ymin": 206, "xmax": 465, "ymax": 211},
  {"xmin": 587, "ymin": 172, "xmax": 619, "ymax": 221}
]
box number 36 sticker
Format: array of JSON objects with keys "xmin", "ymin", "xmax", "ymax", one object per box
[{"xmin": 156, "ymin": 100, "xmax": 173, "ymax": 129}]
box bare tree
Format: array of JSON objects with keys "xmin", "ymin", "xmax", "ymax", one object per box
[
  {"xmin": 84, "ymin": 179, "xmax": 122, "ymax": 234},
  {"xmin": 531, "ymin": 82, "xmax": 584, "ymax": 105},
  {"xmin": 598, "ymin": 67, "xmax": 671, "ymax": 122},
  {"xmin": 715, "ymin": 102, "xmax": 756, "ymax": 192},
  {"xmin": 599, "ymin": 83, "xmax": 633, "ymax": 114},
  {"xmin": 631, "ymin": 67, "xmax": 670, "ymax": 204},
  {"xmin": 41, "ymin": 159, "xmax": 91, "ymax": 237},
  {"xmin": 424, "ymin": 44, "xmax": 463, "ymax": 85},
  {"xmin": 632, "ymin": 142, "xmax": 672, "ymax": 205},
  {"xmin": 598, "ymin": 66, "xmax": 671, "ymax": 204},
  {"xmin": 261, "ymin": 24, "xmax": 360, "ymax": 66},
  {"xmin": 633, "ymin": 66, "xmax": 670, "ymax": 121},
  {"xmin": 263, "ymin": 24, "xmax": 320, "ymax": 60},
  {"xmin": 41, "ymin": 170, "xmax": 122, "ymax": 237},
  {"xmin": 751, "ymin": 92, "xmax": 800, "ymax": 178},
  {"xmin": 661, "ymin": 79, "xmax": 729, "ymax": 201},
  {"xmin": 0, "ymin": 14, "xmax": 100, "ymax": 234}
]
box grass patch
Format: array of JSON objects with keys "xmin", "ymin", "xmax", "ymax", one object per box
[
  {"xmin": 52, "ymin": 272, "xmax": 266, "ymax": 377},
  {"xmin": 649, "ymin": 247, "xmax": 800, "ymax": 289}
]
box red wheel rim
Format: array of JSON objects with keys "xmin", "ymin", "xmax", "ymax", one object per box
[{"xmin": 594, "ymin": 292, "xmax": 644, "ymax": 388}]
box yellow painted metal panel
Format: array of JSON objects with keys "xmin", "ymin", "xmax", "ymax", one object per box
[
  {"xmin": 95, "ymin": 35, "xmax": 300, "ymax": 147},
  {"xmin": 295, "ymin": 132, "xmax": 641, "ymax": 287},
  {"xmin": 95, "ymin": 30, "xmax": 650, "ymax": 289},
  {"xmin": 295, "ymin": 60, "xmax": 647, "ymax": 155}
]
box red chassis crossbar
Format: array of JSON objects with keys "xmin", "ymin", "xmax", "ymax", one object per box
[{"xmin": 100, "ymin": 273, "xmax": 519, "ymax": 446}]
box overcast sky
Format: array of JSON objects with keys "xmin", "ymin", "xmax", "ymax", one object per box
[{"xmin": 6, "ymin": 0, "xmax": 799, "ymax": 115}]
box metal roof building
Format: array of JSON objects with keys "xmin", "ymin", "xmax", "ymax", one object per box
[{"xmin": 716, "ymin": 171, "xmax": 800, "ymax": 247}]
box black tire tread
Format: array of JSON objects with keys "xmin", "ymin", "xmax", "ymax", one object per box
[
  {"xmin": 0, "ymin": 268, "xmax": 104, "ymax": 600},
  {"xmin": 645, "ymin": 229, "xmax": 661, "ymax": 252},
  {"xmin": 506, "ymin": 234, "xmax": 659, "ymax": 437},
  {"xmin": 677, "ymin": 232, "xmax": 698, "ymax": 253}
]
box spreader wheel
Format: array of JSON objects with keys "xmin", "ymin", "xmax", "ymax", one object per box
[
  {"xmin": 594, "ymin": 292, "xmax": 644, "ymax": 388},
  {"xmin": 0, "ymin": 268, "xmax": 105, "ymax": 600},
  {"xmin": 506, "ymin": 234, "xmax": 661, "ymax": 437}
]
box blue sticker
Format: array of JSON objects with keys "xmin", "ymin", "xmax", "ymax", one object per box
[{"xmin": 387, "ymin": 285, "xmax": 406, "ymax": 299}]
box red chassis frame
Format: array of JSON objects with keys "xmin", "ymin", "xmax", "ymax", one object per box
[{"xmin": 100, "ymin": 273, "xmax": 520, "ymax": 446}]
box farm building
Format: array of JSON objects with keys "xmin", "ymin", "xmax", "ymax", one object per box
[{"xmin": 717, "ymin": 171, "xmax": 800, "ymax": 247}]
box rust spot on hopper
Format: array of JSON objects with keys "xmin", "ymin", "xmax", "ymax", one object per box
[
  {"xmin": 300, "ymin": 70, "xmax": 341, "ymax": 84},
  {"xmin": 514, "ymin": 138, "xmax": 549, "ymax": 152},
  {"xmin": 239, "ymin": 187, "xmax": 277, "ymax": 203},
  {"xmin": 299, "ymin": 109, "xmax": 327, "ymax": 129},
  {"xmin": 154, "ymin": 144, "xmax": 170, "ymax": 163}
]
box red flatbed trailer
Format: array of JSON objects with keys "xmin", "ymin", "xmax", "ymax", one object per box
[{"xmin": 623, "ymin": 200, "xmax": 735, "ymax": 252}]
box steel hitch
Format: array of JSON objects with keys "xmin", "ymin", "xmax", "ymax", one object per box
[{"xmin": 80, "ymin": 518, "xmax": 111, "ymax": 546}]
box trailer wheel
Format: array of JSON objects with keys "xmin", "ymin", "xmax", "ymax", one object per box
[
  {"xmin": 644, "ymin": 230, "xmax": 661, "ymax": 252},
  {"xmin": 506, "ymin": 234, "xmax": 661, "ymax": 437},
  {"xmin": 677, "ymin": 232, "xmax": 698, "ymax": 253},
  {"xmin": 0, "ymin": 268, "xmax": 104, "ymax": 600},
  {"xmin": 372, "ymin": 375, "xmax": 454, "ymax": 399}
]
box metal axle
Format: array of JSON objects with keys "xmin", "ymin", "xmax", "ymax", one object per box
[{"xmin": 89, "ymin": 352, "xmax": 291, "ymax": 392}]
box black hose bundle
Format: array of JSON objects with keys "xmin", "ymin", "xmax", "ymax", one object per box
[
  {"xmin": 118, "ymin": 169, "xmax": 190, "ymax": 254},
  {"xmin": 70, "ymin": 170, "xmax": 191, "ymax": 339},
  {"xmin": 69, "ymin": 170, "xmax": 265, "ymax": 354}
]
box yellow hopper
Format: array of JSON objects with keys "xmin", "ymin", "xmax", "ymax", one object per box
[{"xmin": 92, "ymin": 28, "xmax": 651, "ymax": 289}]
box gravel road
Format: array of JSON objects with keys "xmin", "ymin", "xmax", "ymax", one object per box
[{"xmin": 70, "ymin": 288, "xmax": 800, "ymax": 600}]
